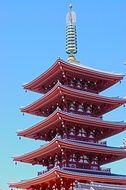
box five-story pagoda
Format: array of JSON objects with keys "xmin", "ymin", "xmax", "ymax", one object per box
[{"xmin": 9, "ymin": 4, "xmax": 126, "ymax": 190}]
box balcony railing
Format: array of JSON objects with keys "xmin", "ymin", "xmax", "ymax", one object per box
[
  {"xmin": 66, "ymin": 138, "xmax": 107, "ymax": 147},
  {"xmin": 37, "ymin": 166, "xmax": 111, "ymax": 177},
  {"xmin": 75, "ymin": 182, "xmax": 126, "ymax": 190}
]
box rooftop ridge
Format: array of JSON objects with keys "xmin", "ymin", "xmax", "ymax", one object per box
[{"xmin": 62, "ymin": 58, "xmax": 124, "ymax": 76}]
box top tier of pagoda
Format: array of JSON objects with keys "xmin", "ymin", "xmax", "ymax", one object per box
[{"xmin": 23, "ymin": 59, "xmax": 124, "ymax": 94}]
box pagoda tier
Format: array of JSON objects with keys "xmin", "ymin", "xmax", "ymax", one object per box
[
  {"xmin": 13, "ymin": 138, "xmax": 126, "ymax": 170},
  {"xmin": 17, "ymin": 110, "xmax": 126, "ymax": 141},
  {"xmin": 9, "ymin": 167, "xmax": 126, "ymax": 189},
  {"xmin": 23, "ymin": 59, "xmax": 124, "ymax": 94},
  {"xmin": 21, "ymin": 84, "xmax": 126, "ymax": 117}
]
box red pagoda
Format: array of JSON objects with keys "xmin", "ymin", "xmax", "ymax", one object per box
[{"xmin": 9, "ymin": 4, "xmax": 126, "ymax": 190}]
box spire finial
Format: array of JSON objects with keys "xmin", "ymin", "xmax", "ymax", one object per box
[
  {"xmin": 66, "ymin": 4, "xmax": 79, "ymax": 64},
  {"xmin": 69, "ymin": 3, "xmax": 72, "ymax": 10}
]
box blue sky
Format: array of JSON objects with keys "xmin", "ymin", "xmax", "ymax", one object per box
[{"xmin": 0, "ymin": 0, "xmax": 126, "ymax": 189}]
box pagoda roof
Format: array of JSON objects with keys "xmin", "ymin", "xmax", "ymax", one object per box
[
  {"xmin": 13, "ymin": 138, "xmax": 126, "ymax": 165},
  {"xmin": 21, "ymin": 83, "xmax": 126, "ymax": 117},
  {"xmin": 23, "ymin": 59, "xmax": 124, "ymax": 93},
  {"xmin": 17, "ymin": 110, "xmax": 126, "ymax": 140},
  {"xmin": 9, "ymin": 167, "xmax": 126, "ymax": 189}
]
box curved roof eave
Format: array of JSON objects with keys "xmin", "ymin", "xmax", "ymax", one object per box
[
  {"xmin": 23, "ymin": 58, "xmax": 124, "ymax": 92},
  {"xmin": 20, "ymin": 83, "xmax": 126, "ymax": 114},
  {"xmin": 17, "ymin": 110, "xmax": 126, "ymax": 138},
  {"xmin": 13, "ymin": 138, "xmax": 126, "ymax": 163},
  {"xmin": 9, "ymin": 167, "xmax": 126, "ymax": 189}
]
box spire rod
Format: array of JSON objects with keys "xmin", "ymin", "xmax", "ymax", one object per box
[{"xmin": 66, "ymin": 4, "xmax": 79, "ymax": 63}]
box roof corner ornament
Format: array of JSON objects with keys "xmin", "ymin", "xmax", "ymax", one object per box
[{"xmin": 66, "ymin": 4, "xmax": 80, "ymax": 64}]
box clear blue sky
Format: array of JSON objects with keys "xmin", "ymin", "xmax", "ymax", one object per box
[{"xmin": 0, "ymin": 0, "xmax": 126, "ymax": 189}]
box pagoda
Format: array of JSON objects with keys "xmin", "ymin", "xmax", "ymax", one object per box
[{"xmin": 9, "ymin": 4, "xmax": 126, "ymax": 190}]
